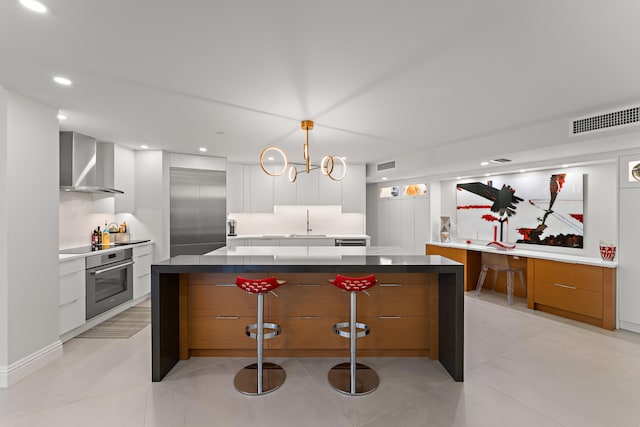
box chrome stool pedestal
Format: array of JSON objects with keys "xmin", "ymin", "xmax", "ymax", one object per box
[
  {"xmin": 233, "ymin": 277, "xmax": 286, "ymax": 396},
  {"xmin": 328, "ymin": 275, "xmax": 379, "ymax": 396}
]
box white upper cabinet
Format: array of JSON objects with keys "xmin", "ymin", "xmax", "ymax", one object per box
[
  {"xmin": 226, "ymin": 163, "xmax": 365, "ymax": 213},
  {"xmin": 249, "ymin": 164, "xmax": 274, "ymax": 212},
  {"xmin": 341, "ymin": 164, "xmax": 366, "ymax": 213},
  {"xmin": 296, "ymin": 170, "xmax": 319, "ymax": 205},
  {"xmin": 226, "ymin": 163, "xmax": 244, "ymax": 213},
  {"xmin": 114, "ymin": 145, "xmax": 135, "ymax": 213},
  {"xmin": 92, "ymin": 145, "xmax": 136, "ymax": 213}
]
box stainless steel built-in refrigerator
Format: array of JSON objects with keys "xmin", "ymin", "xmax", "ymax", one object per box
[{"xmin": 170, "ymin": 168, "xmax": 226, "ymax": 256}]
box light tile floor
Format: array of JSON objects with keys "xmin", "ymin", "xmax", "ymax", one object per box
[{"xmin": 2, "ymin": 294, "xmax": 640, "ymax": 426}]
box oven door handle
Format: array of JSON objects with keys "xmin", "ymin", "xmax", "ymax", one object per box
[{"xmin": 91, "ymin": 261, "xmax": 134, "ymax": 275}]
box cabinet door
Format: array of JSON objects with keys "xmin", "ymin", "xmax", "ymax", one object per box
[
  {"xmin": 296, "ymin": 171, "xmax": 319, "ymax": 205},
  {"xmin": 341, "ymin": 164, "xmax": 365, "ymax": 213},
  {"xmin": 226, "ymin": 163, "xmax": 244, "ymax": 213},
  {"xmin": 318, "ymin": 174, "xmax": 342, "ymax": 205},
  {"xmin": 133, "ymin": 245, "xmax": 153, "ymax": 299},
  {"xmin": 274, "ymin": 172, "xmax": 297, "ymax": 206},
  {"xmin": 114, "ymin": 145, "xmax": 136, "ymax": 213},
  {"xmin": 249, "ymin": 165, "xmax": 274, "ymax": 212}
]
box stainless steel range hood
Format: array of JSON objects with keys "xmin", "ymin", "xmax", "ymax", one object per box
[{"xmin": 59, "ymin": 131, "xmax": 124, "ymax": 194}]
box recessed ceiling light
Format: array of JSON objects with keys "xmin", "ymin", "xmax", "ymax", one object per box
[
  {"xmin": 456, "ymin": 176, "xmax": 462, "ymax": 180},
  {"xmin": 267, "ymin": 156, "xmax": 274, "ymax": 161},
  {"xmin": 53, "ymin": 76, "xmax": 72, "ymax": 86},
  {"xmin": 520, "ymin": 169, "xmax": 526, "ymax": 173},
  {"xmin": 480, "ymin": 161, "xmax": 489, "ymax": 166},
  {"xmin": 485, "ymin": 173, "xmax": 491, "ymax": 177},
  {"xmin": 382, "ymin": 177, "xmax": 388, "ymax": 181},
  {"xmin": 199, "ymin": 147, "xmax": 207, "ymax": 152},
  {"xmin": 562, "ymin": 164, "xmax": 569, "ymax": 168},
  {"xmin": 57, "ymin": 113, "xmax": 67, "ymax": 120},
  {"xmin": 19, "ymin": 0, "xmax": 47, "ymax": 14},
  {"xmin": 140, "ymin": 145, "xmax": 149, "ymax": 149}
]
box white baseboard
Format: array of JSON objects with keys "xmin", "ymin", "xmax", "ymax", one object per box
[
  {"xmin": 619, "ymin": 320, "xmax": 640, "ymax": 334},
  {"xmin": 0, "ymin": 340, "xmax": 63, "ymax": 388}
]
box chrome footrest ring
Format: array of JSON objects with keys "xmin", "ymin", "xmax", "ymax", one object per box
[
  {"xmin": 246, "ymin": 322, "xmax": 281, "ymax": 339},
  {"xmin": 333, "ymin": 321, "xmax": 369, "ymax": 339}
]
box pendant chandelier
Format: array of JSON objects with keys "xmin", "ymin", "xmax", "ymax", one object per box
[{"xmin": 259, "ymin": 120, "xmax": 347, "ymax": 182}]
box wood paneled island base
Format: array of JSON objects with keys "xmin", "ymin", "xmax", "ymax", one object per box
[{"xmin": 151, "ymin": 252, "xmax": 464, "ymax": 383}]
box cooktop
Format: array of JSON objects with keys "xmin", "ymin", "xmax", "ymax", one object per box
[{"xmin": 59, "ymin": 240, "xmax": 151, "ymax": 255}]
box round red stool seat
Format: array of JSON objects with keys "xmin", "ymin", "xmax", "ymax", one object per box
[
  {"xmin": 329, "ymin": 274, "xmax": 377, "ymax": 292},
  {"xmin": 236, "ymin": 276, "xmax": 285, "ymax": 294}
]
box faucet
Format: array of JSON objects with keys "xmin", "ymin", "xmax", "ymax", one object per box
[{"xmin": 306, "ymin": 209, "xmax": 312, "ymax": 234}]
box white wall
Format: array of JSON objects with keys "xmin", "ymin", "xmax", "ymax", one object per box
[
  {"xmin": 59, "ymin": 192, "xmax": 116, "ymax": 248},
  {"xmin": 0, "ymin": 90, "xmax": 61, "ymax": 386},
  {"xmin": 0, "ymin": 87, "xmax": 8, "ymax": 369}
]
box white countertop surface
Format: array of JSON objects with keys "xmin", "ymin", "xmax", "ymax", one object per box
[
  {"xmin": 206, "ymin": 245, "xmax": 416, "ymax": 257},
  {"xmin": 427, "ymin": 241, "xmax": 617, "ymax": 268},
  {"xmin": 59, "ymin": 241, "xmax": 153, "ymax": 262},
  {"xmin": 227, "ymin": 234, "xmax": 370, "ymax": 240}
]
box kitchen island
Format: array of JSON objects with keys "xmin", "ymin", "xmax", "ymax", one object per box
[{"xmin": 151, "ymin": 246, "xmax": 464, "ymax": 382}]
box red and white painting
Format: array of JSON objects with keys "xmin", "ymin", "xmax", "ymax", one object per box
[{"xmin": 456, "ymin": 172, "xmax": 584, "ymax": 248}]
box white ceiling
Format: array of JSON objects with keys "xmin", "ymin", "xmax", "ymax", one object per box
[{"xmin": 2, "ymin": 1, "xmax": 640, "ymax": 175}]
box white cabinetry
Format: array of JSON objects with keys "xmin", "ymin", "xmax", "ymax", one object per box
[
  {"xmin": 59, "ymin": 258, "xmax": 86, "ymax": 335},
  {"xmin": 249, "ymin": 165, "xmax": 274, "ymax": 212},
  {"xmin": 226, "ymin": 163, "xmax": 244, "ymax": 213},
  {"xmin": 341, "ymin": 164, "xmax": 366, "ymax": 213},
  {"xmin": 92, "ymin": 145, "xmax": 136, "ymax": 213},
  {"xmin": 226, "ymin": 163, "xmax": 365, "ymax": 213},
  {"xmin": 133, "ymin": 244, "xmax": 153, "ymax": 299}
]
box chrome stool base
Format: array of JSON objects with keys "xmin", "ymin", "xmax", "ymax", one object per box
[
  {"xmin": 234, "ymin": 362, "xmax": 286, "ymax": 396},
  {"xmin": 328, "ymin": 362, "xmax": 379, "ymax": 395}
]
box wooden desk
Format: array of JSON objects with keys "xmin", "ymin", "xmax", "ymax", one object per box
[{"xmin": 426, "ymin": 243, "xmax": 616, "ymax": 330}]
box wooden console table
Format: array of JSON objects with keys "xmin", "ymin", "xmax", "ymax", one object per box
[{"xmin": 427, "ymin": 243, "xmax": 616, "ymax": 330}]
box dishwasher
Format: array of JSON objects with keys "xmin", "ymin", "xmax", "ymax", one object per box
[{"xmin": 334, "ymin": 238, "xmax": 367, "ymax": 247}]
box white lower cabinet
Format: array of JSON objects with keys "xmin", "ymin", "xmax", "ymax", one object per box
[
  {"xmin": 133, "ymin": 244, "xmax": 153, "ymax": 299},
  {"xmin": 59, "ymin": 258, "xmax": 86, "ymax": 335}
]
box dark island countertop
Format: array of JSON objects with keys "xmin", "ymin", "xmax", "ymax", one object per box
[{"xmin": 151, "ymin": 246, "xmax": 464, "ymax": 382}]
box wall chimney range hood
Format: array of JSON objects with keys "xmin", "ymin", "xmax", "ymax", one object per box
[{"xmin": 59, "ymin": 131, "xmax": 124, "ymax": 194}]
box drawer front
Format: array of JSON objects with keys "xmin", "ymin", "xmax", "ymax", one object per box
[
  {"xmin": 357, "ymin": 273, "xmax": 435, "ymax": 317},
  {"xmin": 59, "ymin": 270, "xmax": 85, "ymax": 305},
  {"xmin": 133, "ymin": 273, "xmax": 150, "ymax": 299},
  {"xmin": 535, "ymin": 281, "xmax": 603, "ymax": 319},
  {"xmin": 59, "ymin": 297, "xmax": 86, "ymax": 335},
  {"xmin": 268, "ymin": 316, "xmax": 348, "ymax": 350},
  {"xmin": 269, "ymin": 276, "xmax": 349, "ymax": 317},
  {"xmin": 189, "ymin": 283, "xmax": 258, "ymax": 317},
  {"xmin": 133, "ymin": 253, "xmax": 152, "ymax": 278},
  {"xmin": 534, "ymin": 259, "xmax": 603, "ymax": 293},
  {"xmin": 59, "ymin": 258, "xmax": 85, "ymax": 276},
  {"xmin": 188, "ymin": 316, "xmax": 256, "ymax": 349},
  {"xmin": 358, "ymin": 316, "xmax": 430, "ymax": 350},
  {"xmin": 133, "ymin": 244, "xmax": 153, "ymax": 257}
]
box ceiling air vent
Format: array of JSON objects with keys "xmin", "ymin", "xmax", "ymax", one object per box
[
  {"xmin": 571, "ymin": 106, "xmax": 640, "ymax": 135},
  {"xmin": 376, "ymin": 160, "xmax": 396, "ymax": 172},
  {"xmin": 491, "ymin": 158, "xmax": 511, "ymax": 164}
]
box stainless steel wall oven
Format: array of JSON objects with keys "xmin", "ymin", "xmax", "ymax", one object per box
[{"xmin": 85, "ymin": 248, "xmax": 133, "ymax": 320}]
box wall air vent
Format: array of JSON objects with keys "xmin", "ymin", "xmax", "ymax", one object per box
[
  {"xmin": 571, "ymin": 106, "xmax": 640, "ymax": 135},
  {"xmin": 376, "ymin": 160, "xmax": 396, "ymax": 172}
]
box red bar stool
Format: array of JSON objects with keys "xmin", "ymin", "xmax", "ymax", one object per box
[
  {"xmin": 327, "ymin": 274, "xmax": 379, "ymax": 395},
  {"xmin": 234, "ymin": 276, "xmax": 286, "ymax": 395}
]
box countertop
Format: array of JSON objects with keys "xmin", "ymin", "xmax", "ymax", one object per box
[
  {"xmin": 153, "ymin": 246, "xmax": 462, "ymax": 269},
  {"xmin": 59, "ymin": 240, "xmax": 153, "ymax": 261},
  {"xmin": 427, "ymin": 241, "xmax": 618, "ymax": 268},
  {"xmin": 227, "ymin": 233, "xmax": 370, "ymax": 240}
]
